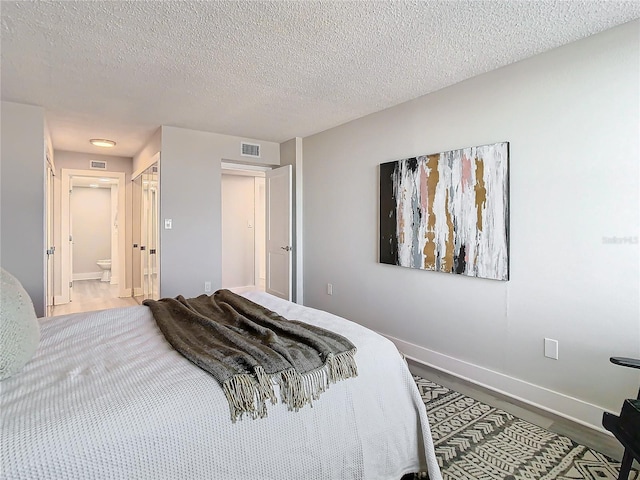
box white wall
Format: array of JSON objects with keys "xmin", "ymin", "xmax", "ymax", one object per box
[
  {"xmin": 1, "ymin": 102, "xmax": 46, "ymax": 316},
  {"xmin": 302, "ymin": 21, "xmax": 639, "ymax": 430},
  {"xmin": 53, "ymin": 151, "xmax": 133, "ymax": 294},
  {"xmin": 71, "ymin": 187, "xmax": 111, "ymax": 278},
  {"xmin": 159, "ymin": 126, "xmax": 279, "ymax": 298},
  {"xmin": 222, "ymin": 174, "xmax": 257, "ymax": 289}
]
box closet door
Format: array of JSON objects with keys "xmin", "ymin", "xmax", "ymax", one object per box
[
  {"xmin": 146, "ymin": 166, "xmax": 159, "ymax": 300},
  {"xmin": 132, "ymin": 175, "xmax": 143, "ymax": 302},
  {"xmin": 139, "ymin": 163, "xmax": 159, "ymax": 302}
]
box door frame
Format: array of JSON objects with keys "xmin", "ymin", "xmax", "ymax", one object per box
[
  {"xmin": 220, "ymin": 161, "xmax": 298, "ymax": 302},
  {"xmin": 45, "ymin": 154, "xmax": 55, "ymax": 309},
  {"xmin": 221, "ymin": 163, "xmax": 268, "ymax": 292},
  {"xmin": 59, "ymin": 168, "xmax": 127, "ymax": 303}
]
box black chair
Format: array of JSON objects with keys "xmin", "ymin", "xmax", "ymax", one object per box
[{"xmin": 602, "ymin": 357, "xmax": 640, "ymax": 480}]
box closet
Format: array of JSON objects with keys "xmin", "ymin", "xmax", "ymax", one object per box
[{"xmin": 132, "ymin": 162, "xmax": 159, "ymax": 302}]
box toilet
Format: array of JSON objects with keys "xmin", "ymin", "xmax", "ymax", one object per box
[{"xmin": 96, "ymin": 259, "xmax": 111, "ymax": 282}]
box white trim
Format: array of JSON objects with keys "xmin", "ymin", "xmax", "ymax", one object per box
[
  {"xmin": 60, "ymin": 171, "xmax": 71, "ymax": 304},
  {"xmin": 73, "ymin": 272, "xmax": 102, "ymax": 281},
  {"xmin": 60, "ymin": 168, "xmax": 128, "ymax": 304},
  {"xmin": 131, "ymin": 152, "xmax": 160, "ymax": 181},
  {"xmin": 382, "ymin": 333, "xmax": 616, "ymax": 434},
  {"xmin": 222, "ymin": 161, "xmax": 269, "ymax": 174},
  {"xmin": 254, "ymin": 178, "xmax": 262, "ymax": 288},
  {"xmin": 294, "ymin": 137, "xmax": 303, "ymax": 304},
  {"xmin": 227, "ymin": 285, "xmax": 257, "ymax": 294}
]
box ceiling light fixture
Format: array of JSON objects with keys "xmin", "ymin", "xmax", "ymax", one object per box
[{"xmin": 89, "ymin": 138, "xmax": 116, "ymax": 148}]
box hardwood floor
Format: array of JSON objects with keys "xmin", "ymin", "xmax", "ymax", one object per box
[
  {"xmin": 407, "ymin": 359, "xmax": 627, "ymax": 463},
  {"xmin": 49, "ymin": 279, "xmax": 138, "ymax": 317}
]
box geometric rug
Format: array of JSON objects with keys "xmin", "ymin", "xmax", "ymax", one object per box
[{"xmin": 411, "ymin": 376, "xmax": 639, "ymax": 480}]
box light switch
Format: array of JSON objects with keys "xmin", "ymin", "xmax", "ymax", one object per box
[{"xmin": 164, "ymin": 219, "xmax": 172, "ymax": 229}]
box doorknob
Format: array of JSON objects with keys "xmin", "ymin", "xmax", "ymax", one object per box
[{"xmin": 281, "ymin": 246, "xmax": 292, "ymax": 252}]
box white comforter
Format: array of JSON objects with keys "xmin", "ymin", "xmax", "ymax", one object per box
[{"xmin": 1, "ymin": 291, "xmax": 442, "ymax": 480}]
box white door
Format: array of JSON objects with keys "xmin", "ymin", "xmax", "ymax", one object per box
[
  {"xmin": 68, "ymin": 183, "xmax": 74, "ymax": 302},
  {"xmin": 265, "ymin": 165, "xmax": 292, "ymax": 300},
  {"xmin": 45, "ymin": 164, "xmax": 55, "ymax": 309}
]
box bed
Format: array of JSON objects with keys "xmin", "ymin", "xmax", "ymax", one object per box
[{"xmin": 1, "ymin": 290, "xmax": 442, "ymax": 480}]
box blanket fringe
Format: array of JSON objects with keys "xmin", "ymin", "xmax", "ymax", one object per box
[
  {"xmin": 327, "ymin": 349, "xmax": 358, "ymax": 383},
  {"xmin": 223, "ymin": 350, "xmax": 358, "ymax": 421},
  {"xmin": 222, "ymin": 366, "xmax": 277, "ymax": 423},
  {"xmin": 277, "ymin": 349, "xmax": 359, "ymax": 412}
]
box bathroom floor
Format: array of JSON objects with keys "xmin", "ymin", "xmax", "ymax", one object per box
[{"xmin": 48, "ymin": 280, "xmax": 137, "ymax": 318}]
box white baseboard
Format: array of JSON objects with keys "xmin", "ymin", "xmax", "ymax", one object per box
[
  {"xmin": 228, "ymin": 285, "xmax": 257, "ymax": 294},
  {"xmin": 110, "ymin": 275, "xmax": 119, "ymax": 285},
  {"xmin": 54, "ymin": 295, "xmax": 67, "ymax": 305},
  {"xmin": 73, "ymin": 272, "xmax": 101, "ymax": 281},
  {"xmin": 119, "ymin": 288, "xmax": 132, "ymax": 298},
  {"xmin": 382, "ymin": 333, "xmax": 613, "ymax": 435}
]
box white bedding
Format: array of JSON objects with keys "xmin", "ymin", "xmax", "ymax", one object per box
[{"xmin": 1, "ymin": 291, "xmax": 442, "ymax": 480}]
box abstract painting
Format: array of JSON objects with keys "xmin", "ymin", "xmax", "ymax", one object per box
[{"xmin": 379, "ymin": 142, "xmax": 509, "ymax": 281}]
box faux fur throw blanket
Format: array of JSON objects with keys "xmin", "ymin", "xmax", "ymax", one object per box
[{"xmin": 143, "ymin": 289, "xmax": 357, "ymax": 422}]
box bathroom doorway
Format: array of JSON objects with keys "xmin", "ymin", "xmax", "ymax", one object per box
[{"xmin": 58, "ymin": 168, "xmax": 128, "ymax": 308}]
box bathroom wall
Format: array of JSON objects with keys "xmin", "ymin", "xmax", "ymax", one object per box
[
  {"xmin": 71, "ymin": 186, "xmax": 111, "ymax": 279},
  {"xmin": 53, "ymin": 151, "xmax": 133, "ymax": 296}
]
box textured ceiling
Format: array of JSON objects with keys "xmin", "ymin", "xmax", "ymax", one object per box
[{"xmin": 1, "ymin": 1, "xmax": 639, "ymax": 157}]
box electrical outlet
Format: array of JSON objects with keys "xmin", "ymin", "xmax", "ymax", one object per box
[
  {"xmin": 204, "ymin": 281, "xmax": 212, "ymax": 293},
  {"xmin": 544, "ymin": 338, "xmax": 558, "ymax": 360},
  {"xmin": 327, "ymin": 283, "xmax": 333, "ymax": 295}
]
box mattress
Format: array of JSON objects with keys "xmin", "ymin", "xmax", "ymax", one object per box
[{"xmin": 1, "ymin": 291, "xmax": 442, "ymax": 480}]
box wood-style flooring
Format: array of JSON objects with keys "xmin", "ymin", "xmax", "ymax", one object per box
[
  {"xmin": 49, "ymin": 279, "xmax": 137, "ymax": 317},
  {"xmin": 407, "ymin": 359, "xmax": 628, "ymax": 463}
]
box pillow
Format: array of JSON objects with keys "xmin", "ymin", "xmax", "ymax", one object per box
[{"xmin": 0, "ymin": 268, "xmax": 40, "ymax": 380}]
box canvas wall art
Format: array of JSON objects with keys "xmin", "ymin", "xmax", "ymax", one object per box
[{"xmin": 379, "ymin": 142, "xmax": 509, "ymax": 281}]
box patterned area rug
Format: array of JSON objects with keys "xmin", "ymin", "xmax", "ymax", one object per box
[{"xmin": 412, "ymin": 376, "xmax": 639, "ymax": 480}]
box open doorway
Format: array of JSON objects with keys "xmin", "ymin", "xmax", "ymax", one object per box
[
  {"xmin": 221, "ymin": 162, "xmax": 293, "ymax": 301},
  {"xmin": 221, "ymin": 164, "xmax": 266, "ymax": 293},
  {"xmin": 55, "ymin": 168, "xmax": 129, "ymax": 315}
]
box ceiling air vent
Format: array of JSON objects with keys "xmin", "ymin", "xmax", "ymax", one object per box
[
  {"xmin": 89, "ymin": 160, "xmax": 107, "ymax": 170},
  {"xmin": 241, "ymin": 142, "xmax": 261, "ymax": 158}
]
